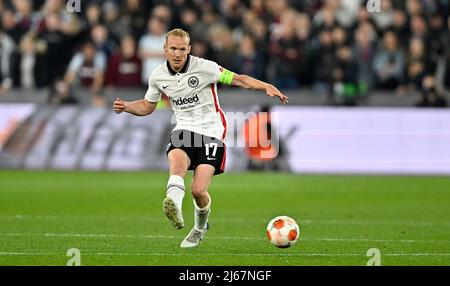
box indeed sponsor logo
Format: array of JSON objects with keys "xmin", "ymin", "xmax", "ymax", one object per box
[{"xmin": 172, "ymin": 94, "xmax": 199, "ymax": 106}]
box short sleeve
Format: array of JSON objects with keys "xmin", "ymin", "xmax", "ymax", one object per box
[
  {"xmin": 144, "ymin": 72, "xmax": 161, "ymax": 102},
  {"xmin": 198, "ymin": 58, "xmax": 222, "ymax": 83}
]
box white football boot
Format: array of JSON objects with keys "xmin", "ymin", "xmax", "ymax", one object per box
[
  {"xmin": 163, "ymin": 197, "xmax": 184, "ymax": 229},
  {"xmin": 180, "ymin": 224, "xmax": 209, "ymax": 248}
]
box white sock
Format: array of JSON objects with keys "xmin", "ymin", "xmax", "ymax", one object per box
[
  {"xmin": 194, "ymin": 195, "xmax": 211, "ymax": 231},
  {"xmin": 166, "ymin": 175, "xmax": 185, "ymax": 209}
]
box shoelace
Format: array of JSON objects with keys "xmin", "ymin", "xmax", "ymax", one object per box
[{"xmin": 187, "ymin": 230, "xmax": 203, "ymax": 242}]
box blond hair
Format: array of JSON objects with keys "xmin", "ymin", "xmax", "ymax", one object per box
[{"xmin": 165, "ymin": 28, "xmax": 190, "ymax": 45}]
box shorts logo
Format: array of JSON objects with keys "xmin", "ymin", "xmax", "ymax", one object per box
[{"xmin": 188, "ymin": 76, "xmax": 199, "ymax": 88}]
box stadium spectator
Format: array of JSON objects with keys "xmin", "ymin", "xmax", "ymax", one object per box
[
  {"xmin": 243, "ymin": 17, "xmax": 269, "ymax": 56},
  {"xmin": 64, "ymin": 41, "xmax": 106, "ymax": 95},
  {"xmin": 102, "ymin": 0, "xmax": 130, "ymax": 43},
  {"xmin": 312, "ymin": 3, "xmax": 339, "ymax": 33},
  {"xmin": 195, "ymin": 6, "xmax": 221, "ymax": 43},
  {"xmin": 406, "ymin": 0, "xmax": 424, "ymax": 17},
  {"xmin": 439, "ymin": 17, "xmax": 450, "ymax": 89},
  {"xmin": 370, "ymin": 0, "xmax": 396, "ymax": 31},
  {"xmin": 38, "ymin": 0, "xmax": 80, "ymax": 36},
  {"xmin": 330, "ymin": 0, "xmax": 358, "ymax": 28},
  {"xmin": 190, "ymin": 39, "xmax": 214, "ymax": 60},
  {"xmin": 268, "ymin": 12, "xmax": 301, "ymax": 89},
  {"xmin": 105, "ymin": 35, "xmax": 142, "ymax": 88},
  {"xmin": 209, "ymin": 26, "xmax": 236, "ymax": 71},
  {"xmin": 219, "ymin": 0, "xmax": 246, "ymax": 29},
  {"xmin": 373, "ymin": 31, "xmax": 405, "ymax": 90},
  {"xmin": 428, "ymin": 12, "xmax": 448, "ymax": 73},
  {"xmin": 37, "ymin": 12, "xmax": 72, "ymax": 85},
  {"xmin": 178, "ymin": 6, "xmax": 203, "ymax": 41},
  {"xmin": 0, "ymin": 30, "xmax": 14, "ymax": 94},
  {"xmin": 409, "ymin": 15, "xmax": 429, "ymax": 42},
  {"xmin": 391, "ymin": 10, "xmax": 410, "ymax": 49},
  {"xmin": 295, "ymin": 12, "xmax": 312, "ymax": 42},
  {"xmin": 416, "ymin": 75, "xmax": 448, "ymax": 107},
  {"xmin": 402, "ymin": 37, "xmax": 429, "ymax": 92},
  {"xmin": 353, "ymin": 23, "xmax": 377, "ymax": 93},
  {"xmin": 1, "ymin": 8, "xmax": 22, "ymax": 44},
  {"xmin": 151, "ymin": 4, "xmax": 173, "ymax": 29},
  {"xmin": 266, "ymin": 0, "xmax": 292, "ymax": 24},
  {"xmin": 77, "ymin": 2, "xmax": 102, "ymax": 44},
  {"xmin": 91, "ymin": 24, "xmax": 117, "ymax": 60},
  {"xmin": 330, "ymin": 45, "xmax": 359, "ymax": 105},
  {"xmin": 139, "ymin": 16, "xmax": 167, "ymax": 84},
  {"xmin": 310, "ymin": 29, "xmax": 335, "ymax": 94},
  {"xmin": 248, "ymin": 0, "xmax": 270, "ymax": 20},
  {"xmin": 293, "ymin": 12, "xmax": 312, "ymax": 85},
  {"xmin": 123, "ymin": 0, "xmax": 149, "ymax": 41},
  {"xmin": 233, "ymin": 34, "xmax": 265, "ymax": 81},
  {"xmin": 354, "ymin": 4, "xmax": 373, "ymax": 27},
  {"xmin": 12, "ymin": 0, "xmax": 38, "ymax": 40},
  {"xmin": 444, "ymin": 56, "xmax": 450, "ymax": 90},
  {"xmin": 332, "ymin": 25, "xmax": 349, "ymax": 48},
  {"xmin": 339, "ymin": 0, "xmax": 361, "ymax": 25},
  {"xmin": 170, "ymin": 0, "xmax": 189, "ymax": 29},
  {"xmin": 10, "ymin": 34, "xmax": 48, "ymax": 89}
]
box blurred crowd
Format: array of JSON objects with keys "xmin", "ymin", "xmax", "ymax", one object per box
[{"xmin": 0, "ymin": 0, "xmax": 449, "ymax": 106}]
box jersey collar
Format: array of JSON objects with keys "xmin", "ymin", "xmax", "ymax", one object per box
[{"xmin": 167, "ymin": 55, "xmax": 191, "ymax": 76}]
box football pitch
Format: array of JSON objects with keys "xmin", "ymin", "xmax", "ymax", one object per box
[{"xmin": 0, "ymin": 170, "xmax": 449, "ymax": 266}]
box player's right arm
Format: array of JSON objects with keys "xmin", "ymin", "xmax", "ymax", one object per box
[
  {"xmin": 114, "ymin": 69, "xmax": 161, "ymax": 116},
  {"xmin": 113, "ymin": 98, "xmax": 157, "ymax": 116}
]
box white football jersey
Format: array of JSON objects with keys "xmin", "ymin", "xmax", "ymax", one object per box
[{"xmin": 144, "ymin": 55, "xmax": 227, "ymax": 141}]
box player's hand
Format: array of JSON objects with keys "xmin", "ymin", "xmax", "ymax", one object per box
[
  {"xmin": 113, "ymin": 97, "xmax": 126, "ymax": 114},
  {"xmin": 266, "ymin": 84, "xmax": 289, "ymax": 105}
]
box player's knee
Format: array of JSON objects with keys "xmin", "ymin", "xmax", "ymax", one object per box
[
  {"xmin": 191, "ymin": 183, "xmax": 207, "ymax": 198},
  {"xmin": 170, "ymin": 164, "xmax": 187, "ymax": 177}
]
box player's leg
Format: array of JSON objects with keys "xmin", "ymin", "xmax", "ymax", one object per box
[
  {"xmin": 191, "ymin": 164, "xmax": 215, "ymax": 229},
  {"xmin": 180, "ymin": 164, "xmax": 215, "ymax": 248},
  {"xmin": 164, "ymin": 149, "xmax": 191, "ymax": 229}
]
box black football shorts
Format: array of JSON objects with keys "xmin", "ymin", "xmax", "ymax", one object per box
[{"xmin": 166, "ymin": 129, "xmax": 226, "ymax": 175}]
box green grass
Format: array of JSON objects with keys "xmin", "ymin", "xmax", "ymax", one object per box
[{"xmin": 0, "ymin": 170, "xmax": 449, "ymax": 266}]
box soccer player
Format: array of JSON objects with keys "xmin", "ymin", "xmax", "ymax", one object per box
[{"xmin": 113, "ymin": 29, "xmax": 288, "ymax": 248}]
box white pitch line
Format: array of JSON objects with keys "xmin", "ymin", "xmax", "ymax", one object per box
[
  {"xmin": 307, "ymin": 238, "xmax": 450, "ymax": 244},
  {"xmin": 0, "ymin": 252, "xmax": 55, "ymax": 256},
  {"xmin": 0, "ymin": 232, "xmax": 183, "ymax": 239},
  {"xmin": 1, "ymin": 214, "xmax": 449, "ymax": 227},
  {"xmin": 1, "ymin": 252, "xmax": 450, "ymax": 257},
  {"xmin": 1, "ymin": 232, "xmax": 449, "ymax": 244}
]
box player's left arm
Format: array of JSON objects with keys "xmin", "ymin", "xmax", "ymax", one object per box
[{"xmin": 219, "ymin": 68, "xmax": 289, "ymax": 105}]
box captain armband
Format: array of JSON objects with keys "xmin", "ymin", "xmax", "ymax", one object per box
[{"xmin": 218, "ymin": 69, "xmax": 235, "ymax": 85}]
